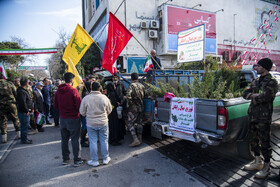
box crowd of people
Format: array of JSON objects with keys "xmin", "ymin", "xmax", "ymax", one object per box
[{"xmin": 0, "ymin": 70, "xmax": 146, "ymax": 168}]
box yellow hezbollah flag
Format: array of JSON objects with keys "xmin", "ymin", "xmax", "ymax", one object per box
[
  {"xmin": 62, "ymin": 24, "xmax": 94, "ymax": 65},
  {"xmin": 67, "ymin": 57, "xmax": 83, "ymax": 88}
]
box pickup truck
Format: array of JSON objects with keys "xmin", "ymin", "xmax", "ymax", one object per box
[{"xmin": 150, "ymin": 70, "xmax": 280, "ymax": 159}]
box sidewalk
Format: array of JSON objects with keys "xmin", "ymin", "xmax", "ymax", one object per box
[{"xmin": 0, "ymin": 119, "xmax": 205, "ymax": 187}]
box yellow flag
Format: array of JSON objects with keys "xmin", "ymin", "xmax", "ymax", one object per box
[
  {"xmin": 67, "ymin": 57, "xmax": 83, "ymax": 88},
  {"xmin": 63, "ymin": 24, "xmax": 94, "ymax": 65}
]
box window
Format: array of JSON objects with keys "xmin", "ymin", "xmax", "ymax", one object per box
[{"xmin": 96, "ymin": 0, "xmax": 100, "ymax": 9}]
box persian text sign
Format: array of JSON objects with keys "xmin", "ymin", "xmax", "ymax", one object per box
[
  {"xmin": 169, "ymin": 97, "xmax": 196, "ymax": 134},
  {"xmin": 18, "ymin": 66, "xmax": 48, "ymax": 70},
  {"xmin": 178, "ymin": 25, "xmax": 204, "ymax": 45},
  {"xmin": 167, "ymin": 5, "xmax": 216, "ymax": 53},
  {"xmin": 177, "ymin": 24, "xmax": 205, "ymax": 63}
]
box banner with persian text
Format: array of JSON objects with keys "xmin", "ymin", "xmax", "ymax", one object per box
[
  {"xmin": 167, "ymin": 5, "xmax": 216, "ymax": 54},
  {"xmin": 169, "ymin": 97, "xmax": 196, "ymax": 134},
  {"xmin": 177, "ymin": 24, "xmax": 205, "ymax": 63}
]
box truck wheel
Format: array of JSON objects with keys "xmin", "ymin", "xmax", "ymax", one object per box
[{"xmin": 236, "ymin": 141, "xmax": 254, "ymax": 160}]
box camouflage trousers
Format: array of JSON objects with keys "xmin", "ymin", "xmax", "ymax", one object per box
[
  {"xmin": 29, "ymin": 113, "xmax": 36, "ymax": 130},
  {"xmin": 0, "ymin": 104, "xmax": 20, "ymax": 135},
  {"xmin": 248, "ymin": 122, "xmax": 271, "ymax": 163},
  {"xmin": 127, "ymin": 111, "xmax": 144, "ymax": 136}
]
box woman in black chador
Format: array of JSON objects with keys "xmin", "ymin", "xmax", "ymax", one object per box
[{"xmin": 106, "ymin": 73, "xmax": 126, "ymax": 145}]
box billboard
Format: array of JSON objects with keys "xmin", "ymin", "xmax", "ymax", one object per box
[
  {"xmin": 166, "ymin": 5, "xmax": 216, "ymax": 54},
  {"xmin": 177, "ymin": 24, "xmax": 205, "ymax": 63}
]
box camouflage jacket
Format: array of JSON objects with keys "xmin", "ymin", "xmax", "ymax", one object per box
[
  {"xmin": 127, "ymin": 81, "xmax": 145, "ymax": 112},
  {"xmin": 27, "ymin": 85, "xmax": 34, "ymax": 100},
  {"xmin": 243, "ymin": 73, "xmax": 279, "ymax": 123},
  {"xmin": 0, "ymin": 79, "xmax": 17, "ymax": 105}
]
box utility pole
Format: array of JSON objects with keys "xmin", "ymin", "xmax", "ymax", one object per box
[{"xmin": 233, "ymin": 14, "xmax": 237, "ymax": 62}]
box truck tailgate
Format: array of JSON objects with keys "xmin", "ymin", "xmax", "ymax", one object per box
[
  {"xmin": 157, "ymin": 97, "xmax": 170, "ymax": 123},
  {"xmin": 196, "ymin": 99, "xmax": 219, "ymax": 132}
]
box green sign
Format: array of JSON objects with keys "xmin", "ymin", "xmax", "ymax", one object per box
[{"xmin": 18, "ymin": 66, "xmax": 48, "ymax": 70}]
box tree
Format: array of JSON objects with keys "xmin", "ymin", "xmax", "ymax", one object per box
[
  {"xmin": 6, "ymin": 69, "xmax": 20, "ymax": 82},
  {"xmin": 80, "ymin": 43, "xmax": 102, "ymax": 76},
  {"xmin": 0, "ymin": 41, "xmax": 24, "ymax": 66},
  {"xmin": 29, "ymin": 70, "xmax": 49, "ymax": 81},
  {"xmin": 48, "ymin": 29, "xmax": 70, "ymax": 79},
  {"xmin": 48, "ymin": 29, "xmax": 102, "ymax": 79}
]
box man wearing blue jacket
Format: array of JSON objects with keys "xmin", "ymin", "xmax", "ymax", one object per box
[{"xmin": 42, "ymin": 78, "xmax": 51, "ymax": 124}]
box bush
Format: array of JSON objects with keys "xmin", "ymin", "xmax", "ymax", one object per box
[{"xmin": 6, "ymin": 69, "xmax": 20, "ymax": 82}]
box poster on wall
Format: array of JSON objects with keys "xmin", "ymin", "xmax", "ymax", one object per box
[
  {"xmin": 169, "ymin": 97, "xmax": 196, "ymax": 134},
  {"xmin": 166, "ymin": 5, "xmax": 216, "ymax": 54},
  {"xmin": 127, "ymin": 57, "xmax": 146, "ymax": 73},
  {"xmin": 177, "ymin": 24, "xmax": 205, "ymax": 63}
]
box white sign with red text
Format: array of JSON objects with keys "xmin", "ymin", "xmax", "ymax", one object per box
[
  {"xmin": 169, "ymin": 97, "xmax": 196, "ymax": 134},
  {"xmin": 177, "ymin": 24, "xmax": 205, "ymax": 63}
]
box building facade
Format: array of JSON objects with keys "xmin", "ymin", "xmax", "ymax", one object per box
[{"xmin": 82, "ymin": 0, "xmax": 280, "ymax": 73}]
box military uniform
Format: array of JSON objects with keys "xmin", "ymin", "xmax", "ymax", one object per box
[
  {"xmin": 26, "ymin": 85, "xmax": 36, "ymax": 130},
  {"xmin": 243, "ymin": 73, "xmax": 279, "ymax": 163},
  {"xmin": 0, "ymin": 79, "xmax": 20, "ymax": 135},
  {"xmin": 127, "ymin": 81, "xmax": 145, "ymax": 137}
]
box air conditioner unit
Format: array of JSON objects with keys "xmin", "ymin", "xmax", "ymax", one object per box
[
  {"xmin": 140, "ymin": 21, "xmax": 149, "ymax": 29},
  {"xmin": 150, "ymin": 20, "xmax": 159, "ymax": 29},
  {"xmin": 148, "ymin": 30, "xmax": 158, "ymax": 39}
]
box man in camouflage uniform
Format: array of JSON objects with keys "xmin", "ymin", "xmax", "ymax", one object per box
[
  {"xmin": 126, "ymin": 72, "xmax": 145, "ymax": 147},
  {"xmin": 243, "ymin": 58, "xmax": 279, "ymax": 179},
  {"xmin": 0, "ymin": 72, "xmax": 20, "ymax": 143}
]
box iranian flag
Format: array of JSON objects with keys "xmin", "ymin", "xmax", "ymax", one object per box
[
  {"xmin": 0, "ymin": 61, "xmax": 7, "ymax": 79},
  {"xmin": 144, "ymin": 55, "xmax": 153, "ymax": 72},
  {"xmin": 0, "ymin": 48, "xmax": 57, "ymax": 55}
]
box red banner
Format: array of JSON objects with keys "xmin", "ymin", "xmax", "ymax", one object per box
[
  {"xmin": 167, "ymin": 6, "xmax": 216, "ymax": 39},
  {"xmin": 102, "ymin": 12, "xmax": 133, "ymax": 74}
]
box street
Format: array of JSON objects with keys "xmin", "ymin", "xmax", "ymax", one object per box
[
  {"xmin": 1, "ymin": 119, "xmax": 280, "ymax": 187},
  {"xmin": 0, "ymin": 120, "xmax": 204, "ymax": 187}
]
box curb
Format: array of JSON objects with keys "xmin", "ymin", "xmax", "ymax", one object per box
[{"xmin": 0, "ymin": 134, "xmax": 17, "ymax": 164}]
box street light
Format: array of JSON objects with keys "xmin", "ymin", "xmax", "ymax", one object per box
[
  {"xmin": 233, "ymin": 14, "xmax": 237, "ymax": 61},
  {"xmin": 162, "ymin": 0, "xmax": 172, "ymax": 5},
  {"xmin": 214, "ymin": 9, "xmax": 224, "ymax": 13},
  {"xmin": 191, "ymin": 4, "xmax": 202, "ymax": 9}
]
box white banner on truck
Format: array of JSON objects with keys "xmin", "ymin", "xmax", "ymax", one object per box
[{"xmin": 169, "ymin": 97, "xmax": 196, "ymax": 134}]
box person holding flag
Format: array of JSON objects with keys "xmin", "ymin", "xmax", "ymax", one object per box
[{"xmin": 144, "ymin": 49, "xmax": 162, "ymax": 82}]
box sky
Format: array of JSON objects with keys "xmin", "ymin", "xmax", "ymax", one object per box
[{"xmin": 0, "ymin": 0, "xmax": 82, "ymax": 66}]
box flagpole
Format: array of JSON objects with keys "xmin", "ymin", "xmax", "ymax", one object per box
[
  {"xmin": 93, "ymin": 41, "xmax": 103, "ymax": 53},
  {"xmin": 132, "ymin": 35, "xmax": 163, "ymax": 71}
]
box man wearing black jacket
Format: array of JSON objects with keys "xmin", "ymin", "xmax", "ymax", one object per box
[
  {"xmin": 33, "ymin": 82, "xmax": 45, "ymax": 132},
  {"xmin": 17, "ymin": 77, "xmax": 33, "ymax": 144}
]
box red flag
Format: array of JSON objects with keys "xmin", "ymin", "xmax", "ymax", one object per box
[{"xmin": 102, "ymin": 12, "xmax": 133, "ymax": 74}]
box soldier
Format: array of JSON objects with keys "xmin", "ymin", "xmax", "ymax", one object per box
[
  {"xmin": 126, "ymin": 72, "xmax": 145, "ymax": 147},
  {"xmin": 27, "ymin": 79, "xmax": 36, "ymax": 134},
  {"xmin": 0, "ymin": 72, "xmax": 21, "ymax": 143},
  {"xmin": 243, "ymin": 58, "xmax": 279, "ymax": 179}
]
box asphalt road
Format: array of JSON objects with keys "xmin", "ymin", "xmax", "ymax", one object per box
[{"xmin": 0, "ymin": 120, "xmax": 205, "ymax": 187}]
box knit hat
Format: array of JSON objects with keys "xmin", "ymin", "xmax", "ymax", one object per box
[{"xmin": 257, "ymin": 58, "xmax": 273, "ymax": 71}]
